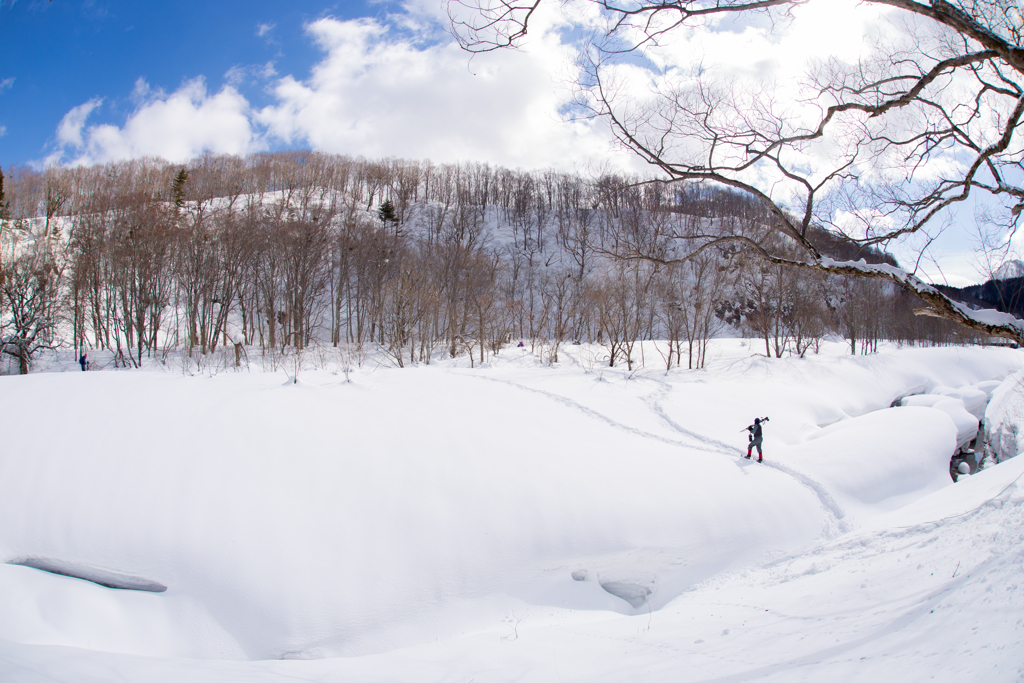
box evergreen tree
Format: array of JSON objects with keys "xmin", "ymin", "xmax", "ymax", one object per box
[
  {"xmin": 172, "ymin": 168, "xmax": 189, "ymax": 209},
  {"xmin": 0, "ymin": 168, "xmax": 9, "ymax": 221},
  {"xmin": 377, "ymin": 198, "xmax": 397, "ymax": 227}
]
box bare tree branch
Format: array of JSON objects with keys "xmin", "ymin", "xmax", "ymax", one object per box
[{"xmin": 449, "ymin": 0, "xmax": 1024, "ymax": 342}]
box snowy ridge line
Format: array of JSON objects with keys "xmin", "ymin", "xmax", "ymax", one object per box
[
  {"xmin": 643, "ymin": 377, "xmax": 741, "ymax": 456},
  {"xmin": 454, "ymin": 371, "xmax": 728, "ymax": 455}
]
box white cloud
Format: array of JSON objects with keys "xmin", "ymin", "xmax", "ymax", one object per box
[
  {"xmin": 56, "ymin": 98, "xmax": 103, "ymax": 149},
  {"xmin": 0, "ymin": 125, "xmax": 6, "ymax": 137},
  {"xmin": 224, "ymin": 65, "xmax": 249, "ymax": 87},
  {"xmin": 611, "ymin": 0, "xmax": 901, "ymax": 195},
  {"xmin": 53, "ymin": 80, "xmax": 259, "ymax": 166},
  {"xmin": 48, "ymin": 9, "xmax": 636, "ymax": 172},
  {"xmin": 638, "ymin": 0, "xmax": 885, "ymax": 82},
  {"xmin": 225, "ymin": 62, "xmax": 278, "ymax": 88},
  {"xmin": 0, "ymin": 77, "xmax": 14, "ymax": 93},
  {"xmin": 37, "ymin": 0, "xmax": 942, "ymax": 180},
  {"xmin": 254, "ymin": 15, "xmax": 629, "ymax": 171},
  {"xmin": 131, "ymin": 77, "xmax": 160, "ymax": 103}
]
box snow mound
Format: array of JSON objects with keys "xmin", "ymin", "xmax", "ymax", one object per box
[
  {"xmin": 899, "ymin": 391, "xmax": 983, "ymax": 451},
  {"xmin": 899, "ymin": 394, "xmax": 947, "ymax": 408},
  {"xmin": 931, "ymin": 385, "xmax": 988, "ymax": 421},
  {"xmin": 0, "ymin": 368, "xmax": 825, "ymax": 659},
  {"xmin": 974, "ymin": 379, "xmax": 1003, "ymax": 400},
  {"xmin": 782, "ymin": 407, "xmax": 957, "ymax": 523}
]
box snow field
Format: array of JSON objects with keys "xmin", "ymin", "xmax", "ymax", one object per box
[
  {"xmin": 0, "ymin": 366, "xmax": 824, "ymax": 660},
  {"xmin": 3, "ymin": 451, "xmax": 1023, "ymax": 682},
  {"xmin": 0, "ymin": 340, "xmax": 1022, "ymax": 681}
]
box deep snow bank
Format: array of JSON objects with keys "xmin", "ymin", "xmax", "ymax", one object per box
[{"xmin": 985, "ymin": 370, "xmax": 1024, "ymax": 464}]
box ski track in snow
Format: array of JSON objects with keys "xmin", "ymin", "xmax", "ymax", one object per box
[
  {"xmin": 762, "ymin": 498, "xmax": 972, "ymax": 579},
  {"xmin": 456, "ymin": 369, "xmax": 853, "ymax": 540},
  {"xmin": 641, "ymin": 377, "xmax": 740, "ymax": 457},
  {"xmin": 758, "ymin": 460, "xmax": 851, "ymax": 537},
  {"xmin": 639, "ymin": 374, "xmax": 851, "ymax": 537},
  {"xmin": 453, "ymin": 371, "xmax": 730, "ymax": 456}
]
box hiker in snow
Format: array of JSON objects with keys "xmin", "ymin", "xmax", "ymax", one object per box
[
  {"xmin": 745, "ymin": 417, "xmax": 767, "ymax": 462},
  {"xmin": 79, "ymin": 352, "xmax": 88, "ymax": 372}
]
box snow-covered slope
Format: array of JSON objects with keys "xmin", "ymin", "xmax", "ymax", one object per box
[{"xmin": 0, "ymin": 341, "xmax": 1021, "ymax": 681}]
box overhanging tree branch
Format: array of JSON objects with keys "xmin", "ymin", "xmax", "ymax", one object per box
[{"xmin": 450, "ymin": 0, "xmax": 1024, "ymax": 343}]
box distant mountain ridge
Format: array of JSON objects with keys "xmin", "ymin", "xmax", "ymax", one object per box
[
  {"xmin": 994, "ymin": 260, "xmax": 1024, "ymax": 281},
  {"xmin": 936, "ymin": 262, "xmax": 1024, "ymax": 318}
]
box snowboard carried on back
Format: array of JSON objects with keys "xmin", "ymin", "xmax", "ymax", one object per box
[{"xmin": 742, "ymin": 416, "xmax": 768, "ymax": 462}]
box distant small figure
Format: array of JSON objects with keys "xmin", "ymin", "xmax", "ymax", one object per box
[
  {"xmin": 745, "ymin": 417, "xmax": 768, "ymax": 462},
  {"xmin": 517, "ymin": 341, "xmax": 525, "ymax": 348},
  {"xmin": 79, "ymin": 352, "xmax": 88, "ymax": 372}
]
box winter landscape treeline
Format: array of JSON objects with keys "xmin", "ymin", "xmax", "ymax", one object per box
[{"xmin": 0, "ymin": 151, "xmax": 980, "ymax": 374}]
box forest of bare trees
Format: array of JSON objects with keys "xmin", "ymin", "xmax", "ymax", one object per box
[{"xmin": 0, "ymin": 151, "xmax": 980, "ymax": 374}]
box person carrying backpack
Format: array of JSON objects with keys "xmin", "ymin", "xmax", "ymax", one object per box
[{"xmin": 745, "ymin": 417, "xmax": 767, "ymax": 462}]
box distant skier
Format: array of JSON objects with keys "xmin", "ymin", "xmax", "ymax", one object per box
[
  {"xmin": 745, "ymin": 417, "xmax": 768, "ymax": 462},
  {"xmin": 79, "ymin": 352, "xmax": 88, "ymax": 372}
]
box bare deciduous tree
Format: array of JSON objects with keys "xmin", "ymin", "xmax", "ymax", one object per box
[
  {"xmin": 450, "ymin": 0, "xmax": 1024, "ymax": 341},
  {"xmin": 1, "ymin": 236, "xmax": 65, "ymax": 374}
]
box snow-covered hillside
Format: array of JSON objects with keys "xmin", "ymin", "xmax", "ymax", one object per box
[
  {"xmin": 1, "ymin": 341, "xmax": 1022, "ymax": 681},
  {"xmin": 995, "ymin": 260, "xmax": 1024, "ymax": 281}
]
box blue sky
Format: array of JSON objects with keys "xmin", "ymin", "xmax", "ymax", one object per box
[
  {"xmin": 0, "ymin": 0, "xmax": 622, "ymax": 171},
  {"xmin": 0, "ymin": 1, "xmax": 372, "ymax": 164}
]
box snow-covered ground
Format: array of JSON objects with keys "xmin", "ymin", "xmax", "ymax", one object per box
[{"xmin": 1, "ymin": 340, "xmax": 1023, "ymax": 682}]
